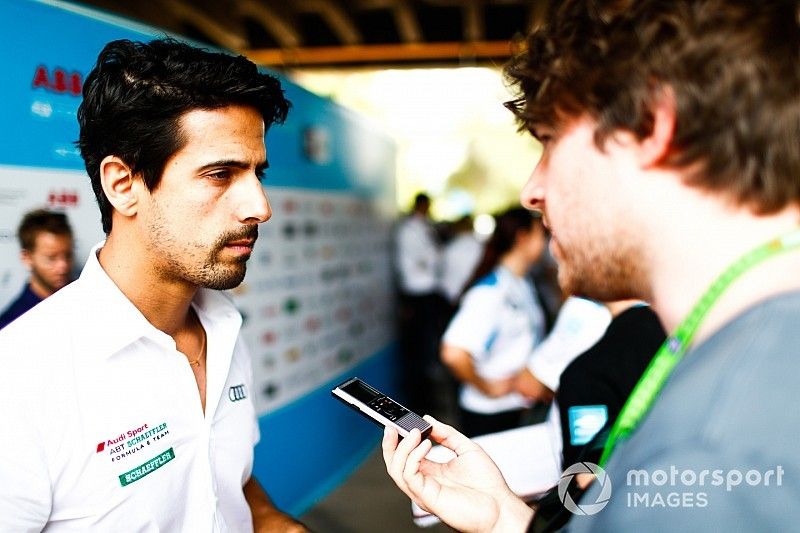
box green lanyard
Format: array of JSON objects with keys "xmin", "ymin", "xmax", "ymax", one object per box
[{"xmin": 599, "ymin": 227, "xmax": 800, "ymax": 467}]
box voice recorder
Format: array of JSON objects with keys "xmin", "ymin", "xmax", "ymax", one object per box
[{"xmin": 331, "ymin": 377, "xmax": 432, "ymax": 439}]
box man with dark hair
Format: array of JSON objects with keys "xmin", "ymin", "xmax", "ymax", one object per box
[
  {"xmin": 0, "ymin": 208, "xmax": 74, "ymax": 330},
  {"xmin": 0, "ymin": 39, "xmax": 306, "ymax": 531},
  {"xmin": 382, "ymin": 1, "xmax": 800, "ymax": 531}
]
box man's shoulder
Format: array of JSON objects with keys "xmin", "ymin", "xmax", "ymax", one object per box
[
  {"xmin": 461, "ymin": 272, "xmax": 505, "ymax": 305},
  {"xmin": 0, "ymin": 285, "xmax": 40, "ymax": 329},
  {"xmin": 615, "ymin": 291, "xmax": 800, "ymax": 473},
  {"xmin": 0, "ymin": 280, "xmax": 89, "ymax": 357},
  {"xmin": 699, "ymin": 289, "xmax": 800, "ymax": 364}
]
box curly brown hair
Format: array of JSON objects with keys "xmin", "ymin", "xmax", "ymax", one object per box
[{"xmin": 505, "ymin": 0, "xmax": 800, "ymax": 215}]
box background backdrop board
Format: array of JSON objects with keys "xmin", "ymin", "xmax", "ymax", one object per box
[{"xmin": 0, "ymin": 0, "xmax": 399, "ymax": 516}]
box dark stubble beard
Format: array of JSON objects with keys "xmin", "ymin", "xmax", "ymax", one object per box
[
  {"xmin": 150, "ymin": 222, "xmax": 259, "ymax": 291},
  {"xmin": 194, "ymin": 226, "xmax": 259, "ymax": 290},
  {"xmin": 557, "ymin": 236, "xmax": 649, "ymax": 302}
]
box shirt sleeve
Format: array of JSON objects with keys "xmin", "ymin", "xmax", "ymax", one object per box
[
  {"xmin": 527, "ymin": 297, "xmax": 611, "ymax": 390},
  {"xmin": 442, "ymin": 284, "xmax": 503, "ymax": 360}
]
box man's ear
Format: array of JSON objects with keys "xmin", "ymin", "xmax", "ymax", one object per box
[
  {"xmin": 638, "ymin": 87, "xmax": 677, "ymax": 168},
  {"xmin": 99, "ymin": 155, "xmax": 139, "ymax": 218}
]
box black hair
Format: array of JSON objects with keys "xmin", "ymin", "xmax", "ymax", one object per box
[
  {"xmin": 77, "ymin": 38, "xmax": 291, "ymax": 233},
  {"xmin": 413, "ymin": 192, "xmax": 431, "ymax": 211},
  {"xmin": 461, "ymin": 207, "xmax": 542, "ymax": 297}
]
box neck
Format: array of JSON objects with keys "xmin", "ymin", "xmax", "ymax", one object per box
[
  {"xmin": 99, "ymin": 232, "xmax": 197, "ymax": 336},
  {"xmin": 647, "ymin": 202, "xmax": 800, "ymax": 344}
]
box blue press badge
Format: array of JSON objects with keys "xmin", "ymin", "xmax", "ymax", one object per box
[{"xmin": 568, "ymin": 405, "xmax": 608, "ymax": 446}]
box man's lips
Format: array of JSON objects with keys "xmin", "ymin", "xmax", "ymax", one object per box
[{"xmin": 224, "ymin": 238, "xmax": 256, "ymax": 252}]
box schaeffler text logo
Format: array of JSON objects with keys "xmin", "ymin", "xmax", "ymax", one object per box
[{"xmin": 558, "ymin": 462, "xmax": 612, "ymax": 515}]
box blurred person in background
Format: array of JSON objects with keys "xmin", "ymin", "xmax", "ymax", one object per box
[
  {"xmin": 555, "ymin": 301, "xmax": 665, "ymax": 469},
  {"xmin": 516, "ymin": 296, "xmax": 611, "ymax": 403},
  {"xmin": 439, "ymin": 214, "xmax": 484, "ymax": 319},
  {"xmin": 519, "ymin": 300, "xmax": 667, "ymax": 531},
  {"xmin": 0, "ymin": 208, "xmax": 73, "ymax": 330},
  {"xmin": 440, "ymin": 207, "xmax": 547, "ymax": 437},
  {"xmin": 394, "ymin": 192, "xmax": 448, "ymax": 414}
]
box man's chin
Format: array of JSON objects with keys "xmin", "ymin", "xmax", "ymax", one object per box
[{"xmin": 199, "ymin": 265, "xmax": 247, "ymax": 291}]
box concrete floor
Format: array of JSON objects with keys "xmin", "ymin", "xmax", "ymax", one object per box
[
  {"xmin": 300, "ymin": 372, "xmax": 459, "ymax": 533},
  {"xmin": 300, "ymin": 445, "xmax": 452, "ymax": 533}
]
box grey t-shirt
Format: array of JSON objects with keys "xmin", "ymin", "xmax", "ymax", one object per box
[{"xmin": 567, "ymin": 291, "xmax": 800, "ymax": 532}]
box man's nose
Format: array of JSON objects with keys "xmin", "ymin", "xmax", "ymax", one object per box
[
  {"xmin": 238, "ymin": 175, "xmax": 272, "ymax": 224},
  {"xmin": 520, "ymin": 162, "xmax": 545, "ymax": 213}
]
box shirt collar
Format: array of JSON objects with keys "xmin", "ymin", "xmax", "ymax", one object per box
[{"xmin": 74, "ymin": 241, "xmax": 242, "ymax": 360}]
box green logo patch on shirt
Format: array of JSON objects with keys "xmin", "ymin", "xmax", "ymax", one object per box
[{"xmin": 118, "ymin": 447, "xmax": 175, "ymax": 487}]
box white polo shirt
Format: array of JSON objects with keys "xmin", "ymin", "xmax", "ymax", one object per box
[
  {"xmin": 443, "ymin": 266, "xmax": 546, "ymax": 413},
  {"xmin": 0, "ymin": 244, "xmax": 259, "ymax": 532}
]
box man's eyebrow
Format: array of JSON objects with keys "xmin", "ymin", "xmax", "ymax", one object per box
[{"xmin": 197, "ymin": 159, "xmax": 270, "ymax": 172}]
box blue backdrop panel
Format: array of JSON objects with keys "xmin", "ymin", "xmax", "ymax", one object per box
[{"xmin": 255, "ymin": 344, "xmax": 402, "ymax": 516}]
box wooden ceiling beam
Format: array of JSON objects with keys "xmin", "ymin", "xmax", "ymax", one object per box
[
  {"xmin": 392, "ymin": 0, "xmax": 422, "ymax": 43},
  {"xmin": 245, "ymin": 40, "xmax": 515, "ymax": 67},
  {"xmin": 295, "ymin": 0, "xmax": 363, "ymax": 45},
  {"xmin": 464, "ymin": 0, "xmax": 484, "ymax": 42},
  {"xmin": 354, "ymin": 0, "xmax": 422, "ymax": 43},
  {"xmin": 237, "ymin": 0, "xmax": 302, "ymax": 48},
  {"xmin": 160, "ymin": 0, "xmax": 249, "ymax": 50}
]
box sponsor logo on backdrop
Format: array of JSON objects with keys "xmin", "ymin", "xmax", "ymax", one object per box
[
  {"xmin": 47, "ymin": 189, "xmax": 79, "ymax": 208},
  {"xmin": 0, "ymin": 188, "xmax": 25, "ymax": 206},
  {"xmin": 32, "ymin": 65, "xmax": 83, "ymax": 96}
]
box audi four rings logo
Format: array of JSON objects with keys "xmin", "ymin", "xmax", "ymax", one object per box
[{"xmin": 229, "ymin": 384, "xmax": 247, "ymax": 402}]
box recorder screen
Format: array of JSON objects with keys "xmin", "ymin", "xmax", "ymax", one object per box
[{"xmin": 343, "ymin": 380, "xmax": 380, "ymax": 404}]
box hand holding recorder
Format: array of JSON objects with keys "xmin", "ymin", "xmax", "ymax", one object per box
[{"xmin": 381, "ymin": 415, "xmax": 533, "ymax": 533}]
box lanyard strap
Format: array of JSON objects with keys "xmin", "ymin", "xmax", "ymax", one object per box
[{"xmin": 599, "ymin": 227, "xmax": 800, "ymax": 466}]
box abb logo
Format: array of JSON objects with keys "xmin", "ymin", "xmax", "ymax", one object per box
[
  {"xmin": 48, "ymin": 190, "xmax": 79, "ymax": 208},
  {"xmin": 32, "ymin": 65, "xmax": 83, "ymax": 96}
]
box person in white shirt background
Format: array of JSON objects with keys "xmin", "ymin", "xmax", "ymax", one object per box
[
  {"xmin": 440, "ymin": 207, "xmax": 548, "ymax": 437},
  {"xmin": 394, "ymin": 192, "xmax": 449, "ymax": 415},
  {"xmin": 439, "ymin": 214, "xmax": 484, "ymax": 317},
  {"xmin": 516, "ymin": 296, "xmax": 611, "ymax": 403}
]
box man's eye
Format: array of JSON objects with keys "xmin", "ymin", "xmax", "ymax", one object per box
[
  {"xmin": 256, "ymin": 169, "xmax": 266, "ymax": 181},
  {"xmin": 207, "ymin": 170, "xmax": 231, "ymax": 180}
]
